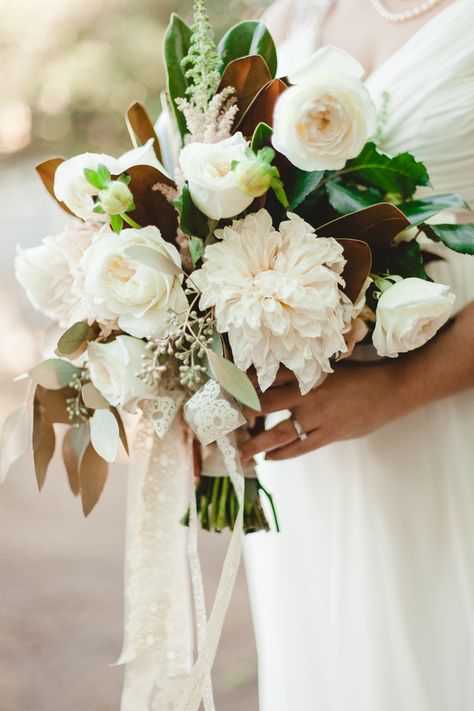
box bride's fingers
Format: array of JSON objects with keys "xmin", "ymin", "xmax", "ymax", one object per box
[
  {"xmin": 265, "ymin": 429, "xmax": 326, "ymax": 461},
  {"xmin": 248, "ymin": 365, "xmax": 297, "ymax": 391},
  {"xmin": 239, "ymin": 419, "xmax": 298, "ymax": 461},
  {"xmin": 242, "ymin": 382, "xmax": 302, "ymax": 418}
]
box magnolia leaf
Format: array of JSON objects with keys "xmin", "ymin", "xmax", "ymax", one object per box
[
  {"xmin": 35, "ymin": 385, "xmax": 76, "ymax": 424},
  {"xmin": 82, "ymin": 383, "xmax": 109, "ymax": 410},
  {"xmin": 126, "ymin": 102, "xmax": 163, "ymax": 163},
  {"xmin": 400, "ymin": 193, "xmax": 470, "ymax": 226},
  {"xmin": 207, "ymin": 351, "xmax": 260, "ymax": 411},
  {"xmin": 422, "ymin": 223, "xmax": 474, "ymax": 255},
  {"xmin": 237, "ymin": 79, "xmax": 287, "ymax": 137},
  {"xmin": 286, "ymin": 168, "xmax": 324, "ymax": 210},
  {"xmin": 189, "ymin": 236, "xmax": 204, "ymax": 267},
  {"xmin": 251, "ymin": 122, "xmax": 273, "ymax": 151},
  {"xmin": 63, "ymin": 423, "xmax": 90, "ymax": 496},
  {"xmin": 124, "ymin": 165, "xmax": 178, "ymax": 242},
  {"xmin": 33, "ymin": 394, "xmax": 56, "ymax": 491},
  {"xmin": 29, "ymin": 359, "xmax": 80, "ymax": 390},
  {"xmin": 111, "ymin": 407, "xmax": 129, "ymax": 456},
  {"xmin": 125, "ymin": 244, "xmax": 182, "ymax": 276},
  {"xmin": 218, "ymin": 21, "xmax": 278, "ymax": 78},
  {"xmin": 174, "ymin": 185, "xmax": 209, "ymax": 240},
  {"xmin": 164, "ymin": 13, "xmax": 193, "ymax": 140},
  {"xmin": 343, "ymin": 143, "xmax": 430, "ymax": 200},
  {"xmin": 337, "ymin": 239, "xmax": 372, "ymax": 303},
  {"xmin": 36, "ymin": 158, "xmax": 74, "ymax": 216},
  {"xmin": 57, "ymin": 321, "xmax": 90, "ymax": 356},
  {"xmin": 0, "ymin": 402, "xmax": 31, "ymax": 484},
  {"xmin": 326, "ymin": 181, "xmax": 384, "ymax": 215},
  {"xmin": 387, "ymin": 241, "xmax": 429, "ymax": 280},
  {"xmin": 218, "ymin": 55, "xmax": 272, "ymax": 123},
  {"xmin": 90, "ymin": 408, "xmax": 119, "ymax": 463},
  {"xmin": 79, "ymin": 443, "xmax": 108, "ymax": 516}
]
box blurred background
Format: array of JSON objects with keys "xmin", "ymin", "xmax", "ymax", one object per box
[{"xmin": 0, "ymin": 0, "xmax": 270, "ymax": 708}]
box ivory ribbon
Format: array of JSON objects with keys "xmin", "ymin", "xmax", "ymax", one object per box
[{"xmin": 119, "ymin": 380, "xmax": 246, "ymax": 711}]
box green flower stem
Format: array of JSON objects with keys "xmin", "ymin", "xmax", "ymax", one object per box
[
  {"xmin": 216, "ymin": 476, "xmax": 230, "ymax": 531},
  {"xmin": 121, "ymin": 213, "xmax": 142, "ymax": 229},
  {"xmin": 210, "ymin": 476, "xmax": 221, "ymax": 530}
]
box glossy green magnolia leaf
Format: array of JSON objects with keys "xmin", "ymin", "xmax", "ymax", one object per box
[
  {"xmin": 218, "ymin": 21, "xmax": 277, "ymax": 77},
  {"xmin": 387, "ymin": 240, "xmax": 429, "ymax": 280},
  {"xmin": 174, "ymin": 185, "xmax": 209, "ymax": 240},
  {"xmin": 400, "ymin": 193, "xmax": 470, "ymax": 225},
  {"xmin": 207, "ymin": 351, "xmax": 260, "ymax": 411},
  {"xmin": 251, "ymin": 122, "xmax": 273, "ymax": 151},
  {"xmin": 30, "ymin": 359, "xmax": 80, "ymax": 390},
  {"xmin": 326, "ymin": 181, "xmax": 384, "ymax": 215},
  {"xmin": 57, "ymin": 321, "xmax": 90, "ymax": 356},
  {"xmin": 343, "ymin": 143, "xmax": 430, "ymax": 200},
  {"xmin": 125, "ymin": 244, "xmax": 182, "ymax": 276},
  {"xmin": 189, "ymin": 236, "xmax": 204, "ymax": 267},
  {"xmin": 164, "ymin": 14, "xmax": 193, "ymax": 140},
  {"xmin": 286, "ymin": 167, "xmax": 324, "ymax": 210},
  {"xmin": 422, "ymin": 223, "xmax": 474, "ymax": 255},
  {"xmin": 90, "ymin": 408, "xmax": 119, "ymax": 464}
]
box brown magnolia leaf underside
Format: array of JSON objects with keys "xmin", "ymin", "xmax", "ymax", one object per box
[
  {"xmin": 33, "ymin": 392, "xmax": 56, "ymax": 491},
  {"xmin": 125, "ymin": 165, "xmax": 178, "ymax": 243},
  {"xmin": 36, "ymin": 158, "xmax": 74, "ymax": 216},
  {"xmin": 218, "ymin": 55, "xmax": 272, "ymax": 126},
  {"xmin": 337, "ymin": 239, "xmax": 372, "ymax": 303},
  {"xmin": 126, "ymin": 102, "xmax": 163, "ymax": 163},
  {"xmin": 237, "ymin": 79, "xmax": 287, "ymax": 138},
  {"xmin": 79, "ymin": 443, "xmax": 108, "ymax": 517},
  {"xmin": 317, "ymin": 203, "xmax": 410, "ymax": 255},
  {"xmin": 63, "ymin": 423, "xmax": 90, "ymax": 497}
]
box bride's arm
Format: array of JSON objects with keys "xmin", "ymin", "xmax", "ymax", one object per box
[{"xmin": 239, "ymin": 301, "xmax": 474, "ymax": 461}]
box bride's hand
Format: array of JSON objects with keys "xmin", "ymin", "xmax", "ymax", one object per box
[{"xmin": 239, "ymin": 362, "xmax": 405, "ymax": 461}]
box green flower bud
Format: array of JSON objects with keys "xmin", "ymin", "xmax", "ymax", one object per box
[
  {"xmin": 233, "ymin": 157, "xmax": 274, "ymax": 198},
  {"xmin": 99, "ymin": 181, "xmax": 133, "ymax": 215}
]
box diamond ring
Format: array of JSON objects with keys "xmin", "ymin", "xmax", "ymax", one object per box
[{"xmin": 291, "ymin": 416, "xmax": 307, "ymax": 442}]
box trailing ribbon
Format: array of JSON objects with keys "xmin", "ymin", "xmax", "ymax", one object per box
[{"xmin": 119, "ymin": 379, "xmax": 246, "ymax": 711}]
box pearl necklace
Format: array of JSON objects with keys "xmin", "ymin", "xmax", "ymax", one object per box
[{"xmin": 369, "ymin": 0, "xmax": 445, "ymax": 22}]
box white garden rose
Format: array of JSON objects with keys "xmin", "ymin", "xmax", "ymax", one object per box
[
  {"xmin": 54, "ymin": 139, "xmax": 164, "ymax": 220},
  {"xmin": 15, "ymin": 221, "xmax": 101, "ymax": 327},
  {"xmin": 192, "ymin": 209, "xmax": 351, "ymax": 394},
  {"xmin": 88, "ymin": 336, "xmax": 158, "ymax": 411},
  {"xmin": 82, "ymin": 225, "xmax": 187, "ymax": 338},
  {"xmin": 179, "ymin": 133, "xmax": 255, "ymax": 220},
  {"xmin": 372, "ymin": 277, "xmax": 455, "ymax": 358},
  {"xmin": 272, "ymin": 46, "xmax": 377, "ymax": 171}
]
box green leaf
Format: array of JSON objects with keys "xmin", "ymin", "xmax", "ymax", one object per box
[
  {"xmin": 96, "ymin": 164, "xmax": 111, "ymax": 185},
  {"xmin": 387, "ymin": 241, "xmax": 429, "ymax": 280},
  {"xmin": 400, "ymin": 193, "xmax": 470, "ymax": 225},
  {"xmin": 207, "ymin": 351, "xmax": 260, "ymax": 411},
  {"xmin": 343, "ymin": 142, "xmax": 430, "ymax": 200},
  {"xmin": 30, "ymin": 359, "xmax": 81, "ymax": 390},
  {"xmin": 326, "ymin": 181, "xmax": 384, "ymax": 215},
  {"xmin": 57, "ymin": 321, "xmax": 90, "ymax": 356},
  {"xmin": 422, "ymin": 223, "xmax": 474, "ymax": 255},
  {"xmin": 84, "ymin": 168, "xmax": 104, "ymax": 190},
  {"xmin": 218, "ymin": 21, "xmax": 278, "ymax": 78},
  {"xmin": 174, "ymin": 184, "xmax": 209, "ymax": 240},
  {"xmin": 189, "ymin": 236, "xmax": 204, "ymax": 267},
  {"xmin": 164, "ymin": 13, "xmax": 193, "ymax": 140},
  {"xmin": 118, "ymin": 173, "xmax": 131, "ymax": 186},
  {"xmin": 285, "ymin": 167, "xmax": 324, "ymax": 210},
  {"xmin": 251, "ymin": 122, "xmax": 273, "ymax": 151},
  {"xmin": 93, "ymin": 205, "xmax": 105, "ymax": 214},
  {"xmin": 110, "ymin": 214, "xmax": 123, "ymax": 233},
  {"xmin": 90, "ymin": 408, "xmax": 119, "ymax": 463}
]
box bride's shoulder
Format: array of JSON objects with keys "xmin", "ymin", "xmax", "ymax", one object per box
[{"xmin": 261, "ymin": 0, "xmax": 295, "ymax": 43}]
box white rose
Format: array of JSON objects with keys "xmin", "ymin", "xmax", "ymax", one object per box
[
  {"xmin": 88, "ymin": 336, "xmax": 157, "ymax": 411},
  {"xmin": 82, "ymin": 225, "xmax": 187, "ymax": 338},
  {"xmin": 178, "ymin": 133, "xmax": 255, "ymax": 220},
  {"xmin": 372, "ymin": 277, "xmax": 455, "ymax": 358},
  {"xmin": 54, "ymin": 139, "xmax": 164, "ymax": 220},
  {"xmin": 272, "ymin": 46, "xmax": 377, "ymax": 171},
  {"xmin": 15, "ymin": 221, "xmax": 101, "ymax": 327}
]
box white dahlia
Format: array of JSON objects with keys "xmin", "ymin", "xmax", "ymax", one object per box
[{"xmin": 192, "ymin": 209, "xmax": 351, "ymax": 394}]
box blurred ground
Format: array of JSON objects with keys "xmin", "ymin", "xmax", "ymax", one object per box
[{"xmin": 0, "ymin": 157, "xmax": 258, "ymax": 711}]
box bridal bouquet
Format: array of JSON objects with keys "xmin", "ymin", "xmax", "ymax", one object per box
[{"xmin": 5, "ymin": 0, "xmax": 474, "ymax": 707}]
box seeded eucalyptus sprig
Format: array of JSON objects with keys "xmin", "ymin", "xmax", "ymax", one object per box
[{"xmin": 83, "ymin": 164, "xmax": 140, "ymax": 233}]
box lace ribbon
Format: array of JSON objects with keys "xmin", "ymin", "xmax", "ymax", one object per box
[{"xmin": 119, "ymin": 380, "xmax": 246, "ymax": 711}]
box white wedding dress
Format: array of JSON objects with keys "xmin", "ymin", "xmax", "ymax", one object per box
[{"xmin": 244, "ymin": 2, "xmax": 474, "ymax": 710}]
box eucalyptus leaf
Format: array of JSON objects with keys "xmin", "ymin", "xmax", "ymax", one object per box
[
  {"xmin": 79, "ymin": 443, "xmax": 108, "ymax": 516},
  {"xmin": 400, "ymin": 193, "xmax": 470, "ymax": 225},
  {"xmin": 29, "ymin": 359, "xmax": 80, "ymax": 390},
  {"xmin": 422, "ymin": 223, "xmax": 474, "ymax": 255},
  {"xmin": 251, "ymin": 122, "xmax": 273, "ymax": 151},
  {"xmin": 57, "ymin": 321, "xmax": 90, "ymax": 356},
  {"xmin": 207, "ymin": 351, "xmax": 260, "ymax": 411},
  {"xmin": 326, "ymin": 181, "xmax": 384, "ymax": 215},
  {"xmin": 82, "ymin": 383, "xmax": 109, "ymax": 410},
  {"xmin": 286, "ymin": 167, "xmax": 324, "ymax": 210},
  {"xmin": 125, "ymin": 244, "xmax": 182, "ymax": 276},
  {"xmin": 218, "ymin": 21, "xmax": 277, "ymax": 77},
  {"xmin": 90, "ymin": 408, "xmax": 119, "ymax": 463},
  {"xmin": 63, "ymin": 423, "xmax": 90, "ymax": 496},
  {"xmin": 164, "ymin": 13, "xmax": 193, "ymax": 140}
]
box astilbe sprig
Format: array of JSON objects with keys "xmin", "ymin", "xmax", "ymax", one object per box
[{"xmin": 182, "ymin": 0, "xmax": 221, "ymax": 113}]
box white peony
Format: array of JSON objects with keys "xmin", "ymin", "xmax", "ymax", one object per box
[
  {"xmin": 272, "ymin": 46, "xmax": 377, "ymax": 171},
  {"xmin": 54, "ymin": 139, "xmax": 164, "ymax": 220},
  {"xmin": 192, "ymin": 209, "xmax": 351, "ymax": 394},
  {"xmin": 82, "ymin": 225, "xmax": 187, "ymax": 338},
  {"xmin": 372, "ymin": 277, "xmax": 455, "ymax": 358},
  {"xmin": 178, "ymin": 133, "xmax": 255, "ymax": 220},
  {"xmin": 15, "ymin": 221, "xmax": 101, "ymax": 327},
  {"xmin": 88, "ymin": 336, "xmax": 158, "ymax": 411}
]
